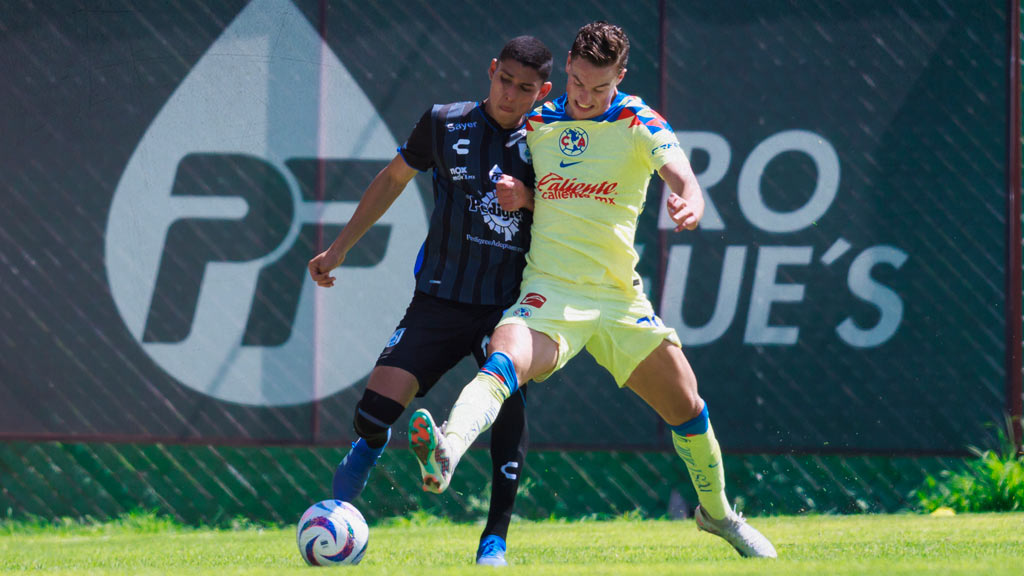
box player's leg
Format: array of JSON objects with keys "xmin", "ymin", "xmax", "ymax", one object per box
[
  {"xmin": 461, "ymin": 310, "xmax": 530, "ymax": 565},
  {"xmin": 623, "ymin": 341, "xmax": 727, "ymax": 514},
  {"xmin": 624, "ymin": 342, "xmax": 776, "ymax": 558},
  {"xmin": 337, "ymin": 293, "xmax": 469, "ymax": 501},
  {"xmin": 592, "ymin": 294, "xmax": 776, "ymax": 558},
  {"xmin": 448, "ymin": 323, "xmax": 554, "ymax": 453},
  {"xmin": 589, "ymin": 293, "xmax": 728, "ymax": 517},
  {"xmin": 411, "ymin": 323, "xmax": 557, "ymax": 494},
  {"xmin": 412, "ymin": 280, "xmax": 589, "ymax": 494},
  {"xmin": 476, "ymin": 387, "xmax": 529, "ymax": 566},
  {"xmin": 333, "ymin": 367, "xmax": 416, "ymax": 501}
]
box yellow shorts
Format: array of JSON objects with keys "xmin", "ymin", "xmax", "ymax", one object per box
[{"xmin": 497, "ymin": 273, "xmax": 681, "ymax": 386}]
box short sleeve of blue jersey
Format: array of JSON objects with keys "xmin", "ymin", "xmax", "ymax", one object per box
[{"xmin": 398, "ymin": 108, "xmax": 433, "ymax": 172}]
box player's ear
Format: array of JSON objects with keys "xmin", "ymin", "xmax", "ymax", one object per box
[
  {"xmin": 564, "ymin": 52, "xmax": 572, "ymax": 74},
  {"xmin": 538, "ymin": 81, "xmax": 553, "ymax": 100},
  {"xmin": 488, "ymin": 58, "xmax": 498, "ymax": 79},
  {"xmin": 616, "ymin": 67, "xmax": 627, "ymax": 83}
]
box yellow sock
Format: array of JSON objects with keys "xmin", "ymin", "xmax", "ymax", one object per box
[
  {"xmin": 671, "ymin": 423, "xmax": 731, "ymax": 519},
  {"xmin": 444, "ymin": 371, "xmax": 511, "ymax": 460}
]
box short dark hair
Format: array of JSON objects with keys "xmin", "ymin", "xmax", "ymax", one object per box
[
  {"xmin": 498, "ymin": 35, "xmax": 553, "ymax": 81},
  {"xmin": 570, "ymin": 21, "xmax": 629, "ymax": 72}
]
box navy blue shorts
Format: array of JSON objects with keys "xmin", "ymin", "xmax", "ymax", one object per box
[{"xmin": 375, "ymin": 291, "xmax": 506, "ymax": 397}]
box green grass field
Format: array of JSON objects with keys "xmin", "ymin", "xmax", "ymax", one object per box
[{"xmin": 2, "ymin": 512, "xmax": 1022, "ymax": 575}]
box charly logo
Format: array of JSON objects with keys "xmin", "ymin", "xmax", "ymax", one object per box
[
  {"xmin": 559, "ymin": 127, "xmax": 588, "ymax": 156},
  {"xmin": 104, "ymin": 0, "xmax": 427, "ymax": 407}
]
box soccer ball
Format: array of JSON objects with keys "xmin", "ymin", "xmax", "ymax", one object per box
[{"xmin": 296, "ymin": 499, "xmax": 369, "ymax": 566}]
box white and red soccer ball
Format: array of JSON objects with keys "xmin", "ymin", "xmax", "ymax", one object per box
[{"xmin": 296, "ymin": 500, "xmax": 369, "ymax": 566}]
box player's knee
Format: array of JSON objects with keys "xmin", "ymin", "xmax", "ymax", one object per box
[
  {"xmin": 486, "ymin": 326, "xmax": 533, "ymax": 368},
  {"xmin": 486, "ymin": 324, "xmax": 520, "ymax": 355},
  {"xmin": 352, "ymin": 389, "xmax": 405, "ymax": 447}
]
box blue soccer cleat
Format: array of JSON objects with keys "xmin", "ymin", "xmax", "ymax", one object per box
[
  {"xmin": 332, "ymin": 429, "xmax": 390, "ymax": 502},
  {"xmin": 475, "ymin": 534, "xmax": 507, "ymax": 566}
]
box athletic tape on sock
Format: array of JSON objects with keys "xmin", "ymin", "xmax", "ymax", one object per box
[
  {"xmin": 480, "ymin": 351, "xmax": 519, "ymax": 396},
  {"xmin": 669, "ymin": 403, "xmax": 709, "ymax": 437}
]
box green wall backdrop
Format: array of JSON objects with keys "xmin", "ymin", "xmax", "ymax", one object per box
[{"xmin": 0, "ymin": 0, "xmax": 1018, "ymax": 522}]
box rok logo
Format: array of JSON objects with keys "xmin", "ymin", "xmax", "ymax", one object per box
[
  {"xmin": 450, "ymin": 166, "xmax": 475, "ymax": 182},
  {"xmin": 104, "ymin": 0, "xmax": 427, "ymax": 406}
]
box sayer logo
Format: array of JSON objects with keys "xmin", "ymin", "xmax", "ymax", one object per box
[{"xmin": 104, "ymin": 0, "xmax": 427, "ymax": 406}]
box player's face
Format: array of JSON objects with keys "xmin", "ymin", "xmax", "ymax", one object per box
[
  {"xmin": 564, "ymin": 55, "xmax": 625, "ymax": 120},
  {"xmin": 485, "ymin": 58, "xmax": 552, "ymax": 129}
]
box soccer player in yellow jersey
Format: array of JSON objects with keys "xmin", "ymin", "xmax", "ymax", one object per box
[{"xmin": 408, "ymin": 21, "xmax": 777, "ymax": 559}]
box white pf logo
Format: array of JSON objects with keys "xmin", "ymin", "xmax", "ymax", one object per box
[{"xmin": 103, "ymin": 0, "xmax": 427, "ymax": 407}]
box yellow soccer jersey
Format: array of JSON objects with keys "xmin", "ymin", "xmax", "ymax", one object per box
[{"xmin": 524, "ymin": 91, "xmax": 687, "ymax": 291}]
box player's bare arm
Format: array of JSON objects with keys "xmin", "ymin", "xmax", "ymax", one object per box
[
  {"xmin": 308, "ymin": 155, "xmax": 418, "ymax": 288},
  {"xmin": 494, "ymin": 175, "xmax": 534, "ymax": 212},
  {"xmin": 659, "ymin": 158, "xmax": 705, "ymax": 232}
]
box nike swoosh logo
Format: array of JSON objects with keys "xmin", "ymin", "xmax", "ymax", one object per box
[{"xmin": 559, "ymin": 160, "xmax": 582, "ymax": 168}]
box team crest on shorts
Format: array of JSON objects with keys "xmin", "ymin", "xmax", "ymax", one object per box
[
  {"xmin": 512, "ymin": 307, "xmax": 532, "ymax": 318},
  {"xmin": 385, "ymin": 327, "xmax": 406, "ymax": 348},
  {"xmin": 520, "ymin": 292, "xmax": 546, "ymax": 308}
]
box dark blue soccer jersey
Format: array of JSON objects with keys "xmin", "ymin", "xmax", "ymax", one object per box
[{"xmin": 399, "ymin": 101, "xmax": 533, "ymax": 306}]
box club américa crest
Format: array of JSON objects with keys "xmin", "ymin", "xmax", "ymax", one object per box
[{"xmin": 559, "ymin": 127, "xmax": 588, "ymax": 156}]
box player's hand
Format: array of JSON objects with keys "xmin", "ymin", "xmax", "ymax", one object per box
[
  {"xmin": 308, "ymin": 249, "xmax": 344, "ymax": 288},
  {"xmin": 495, "ymin": 175, "xmax": 532, "ymax": 212},
  {"xmin": 667, "ymin": 191, "xmax": 704, "ymax": 232}
]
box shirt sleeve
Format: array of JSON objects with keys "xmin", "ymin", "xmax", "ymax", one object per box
[
  {"xmin": 397, "ymin": 108, "xmax": 434, "ymax": 172},
  {"xmin": 635, "ymin": 112, "xmax": 687, "ymax": 173}
]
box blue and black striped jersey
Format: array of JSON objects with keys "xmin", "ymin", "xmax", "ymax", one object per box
[{"xmin": 399, "ymin": 101, "xmax": 533, "ymax": 306}]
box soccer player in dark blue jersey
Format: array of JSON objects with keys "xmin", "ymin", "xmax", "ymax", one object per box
[{"xmin": 308, "ymin": 36, "xmax": 553, "ymax": 566}]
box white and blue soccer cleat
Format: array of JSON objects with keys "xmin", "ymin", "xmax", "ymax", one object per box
[{"xmin": 695, "ymin": 505, "xmax": 777, "ymax": 559}]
